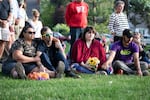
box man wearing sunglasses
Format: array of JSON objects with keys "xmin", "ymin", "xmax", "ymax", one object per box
[{"xmin": 37, "ymin": 26, "xmax": 80, "ymax": 78}]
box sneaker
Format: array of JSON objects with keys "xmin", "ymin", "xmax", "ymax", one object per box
[
  {"xmin": 15, "ymin": 62, "xmax": 27, "ymax": 79},
  {"xmin": 56, "ymin": 61, "xmax": 65, "ymax": 78},
  {"xmin": 96, "ymin": 71, "xmax": 107, "ymax": 75},
  {"xmin": 11, "ymin": 71, "xmax": 19, "ymax": 79},
  {"xmin": 143, "ymin": 70, "xmax": 150, "ymax": 76},
  {"xmin": 117, "ymin": 69, "xmax": 123, "ymax": 75},
  {"xmin": 65, "ymin": 71, "xmax": 81, "ymax": 78}
]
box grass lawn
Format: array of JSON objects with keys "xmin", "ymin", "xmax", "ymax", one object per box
[
  {"xmin": 1, "ymin": 43, "xmax": 150, "ymax": 100},
  {"xmin": 0, "ymin": 72, "xmax": 150, "ymax": 100}
]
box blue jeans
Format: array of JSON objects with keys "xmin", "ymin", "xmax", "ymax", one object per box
[
  {"xmin": 40, "ymin": 52, "xmax": 70, "ymax": 72},
  {"xmin": 141, "ymin": 56, "xmax": 150, "ymax": 64},
  {"xmin": 71, "ymin": 63, "xmax": 94, "ymax": 74},
  {"xmin": 72, "ymin": 63, "xmax": 113, "ymax": 74},
  {"xmin": 2, "ymin": 61, "xmax": 16, "ymax": 75},
  {"xmin": 2, "ymin": 60, "xmax": 37, "ymax": 75}
]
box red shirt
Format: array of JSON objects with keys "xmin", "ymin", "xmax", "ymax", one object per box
[
  {"xmin": 71, "ymin": 39, "xmax": 106, "ymax": 69},
  {"xmin": 65, "ymin": 1, "xmax": 88, "ymax": 28}
]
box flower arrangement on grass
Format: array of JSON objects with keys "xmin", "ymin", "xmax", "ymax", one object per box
[
  {"xmin": 27, "ymin": 72, "xmax": 50, "ymax": 80},
  {"xmin": 86, "ymin": 57, "xmax": 100, "ymax": 71}
]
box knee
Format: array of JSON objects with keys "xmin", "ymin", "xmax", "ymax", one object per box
[
  {"xmin": 40, "ymin": 52, "xmax": 49, "ymax": 59},
  {"xmin": 113, "ymin": 60, "xmax": 122, "ymax": 66},
  {"xmin": 58, "ymin": 61, "xmax": 65, "ymax": 67},
  {"xmin": 140, "ymin": 62, "xmax": 149, "ymax": 70}
]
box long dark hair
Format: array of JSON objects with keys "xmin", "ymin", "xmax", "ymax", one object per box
[
  {"xmin": 19, "ymin": 21, "xmax": 33, "ymax": 38},
  {"xmin": 81, "ymin": 26, "xmax": 96, "ymax": 41}
]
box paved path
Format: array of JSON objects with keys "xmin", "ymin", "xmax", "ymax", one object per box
[{"xmin": 26, "ymin": 0, "xmax": 40, "ymax": 19}]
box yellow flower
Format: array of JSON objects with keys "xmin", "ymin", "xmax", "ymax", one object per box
[{"xmin": 86, "ymin": 57, "xmax": 100, "ymax": 71}]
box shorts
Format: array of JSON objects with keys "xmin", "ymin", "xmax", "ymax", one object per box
[{"xmin": 0, "ymin": 27, "xmax": 10, "ymax": 41}]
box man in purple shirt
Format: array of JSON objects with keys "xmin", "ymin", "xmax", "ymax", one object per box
[{"xmin": 101, "ymin": 29, "xmax": 149, "ymax": 76}]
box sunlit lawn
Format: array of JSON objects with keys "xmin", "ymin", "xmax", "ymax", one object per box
[
  {"xmin": 0, "ymin": 42, "xmax": 150, "ymax": 100},
  {"xmin": 0, "ymin": 72, "xmax": 150, "ymax": 100}
]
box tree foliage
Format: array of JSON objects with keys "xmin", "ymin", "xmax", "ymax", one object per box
[
  {"xmin": 87, "ymin": 0, "xmax": 114, "ymax": 33},
  {"xmin": 129, "ymin": 0, "xmax": 150, "ymax": 28},
  {"xmin": 40, "ymin": 0, "xmax": 55, "ymax": 27},
  {"xmin": 40, "ymin": 0, "xmax": 115, "ymax": 33}
]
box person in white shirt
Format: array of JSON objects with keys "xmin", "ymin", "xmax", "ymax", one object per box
[
  {"xmin": 108, "ymin": 0, "xmax": 129, "ymax": 42},
  {"xmin": 28, "ymin": 9, "xmax": 43, "ymax": 40}
]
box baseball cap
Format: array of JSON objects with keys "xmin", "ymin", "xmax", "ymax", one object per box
[{"xmin": 123, "ymin": 29, "xmax": 133, "ymax": 38}]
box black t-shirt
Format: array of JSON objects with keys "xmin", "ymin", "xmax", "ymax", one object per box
[
  {"xmin": 37, "ymin": 40, "xmax": 59, "ymax": 61},
  {"xmin": 0, "ymin": 0, "xmax": 11, "ymax": 20}
]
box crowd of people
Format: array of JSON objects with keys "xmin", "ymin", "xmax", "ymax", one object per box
[{"xmin": 0, "ymin": 0, "xmax": 150, "ymax": 80}]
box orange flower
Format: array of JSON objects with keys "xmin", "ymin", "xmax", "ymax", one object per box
[{"xmin": 27, "ymin": 72, "xmax": 50, "ymax": 80}]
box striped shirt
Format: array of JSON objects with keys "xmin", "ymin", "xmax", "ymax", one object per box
[{"xmin": 108, "ymin": 12, "xmax": 129, "ymax": 36}]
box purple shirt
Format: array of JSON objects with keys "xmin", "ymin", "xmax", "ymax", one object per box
[{"xmin": 111, "ymin": 40, "xmax": 139, "ymax": 63}]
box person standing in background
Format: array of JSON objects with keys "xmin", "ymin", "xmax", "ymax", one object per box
[
  {"xmin": 0, "ymin": 0, "xmax": 13, "ymax": 61},
  {"xmin": 28, "ymin": 8, "xmax": 43, "ymax": 40},
  {"xmin": 15, "ymin": 0, "xmax": 28, "ymax": 39},
  {"xmin": 108, "ymin": 0, "xmax": 129, "ymax": 42},
  {"xmin": 65, "ymin": 0, "xmax": 89, "ymax": 58}
]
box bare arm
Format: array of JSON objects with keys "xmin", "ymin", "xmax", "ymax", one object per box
[
  {"xmin": 55, "ymin": 40, "xmax": 66, "ymax": 59},
  {"xmin": 133, "ymin": 52, "xmax": 142, "ymax": 76},
  {"xmin": 101, "ymin": 50, "xmax": 116, "ymax": 69},
  {"xmin": 12, "ymin": 50, "xmax": 40, "ymax": 63}
]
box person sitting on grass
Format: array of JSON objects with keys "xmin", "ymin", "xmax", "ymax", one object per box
[
  {"xmin": 36, "ymin": 26, "xmax": 80, "ymax": 78},
  {"xmin": 2, "ymin": 22, "xmax": 55, "ymax": 79},
  {"xmin": 133, "ymin": 32, "xmax": 150, "ymax": 68},
  {"xmin": 70, "ymin": 26, "xmax": 112, "ymax": 75},
  {"xmin": 101, "ymin": 29, "xmax": 149, "ymax": 76}
]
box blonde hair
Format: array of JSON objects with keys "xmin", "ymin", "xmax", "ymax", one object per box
[{"xmin": 32, "ymin": 9, "xmax": 40, "ymax": 16}]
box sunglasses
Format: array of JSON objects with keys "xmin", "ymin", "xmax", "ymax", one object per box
[
  {"xmin": 42, "ymin": 33, "xmax": 53, "ymax": 37},
  {"xmin": 35, "ymin": 16, "xmax": 39, "ymax": 17},
  {"xmin": 27, "ymin": 31, "xmax": 36, "ymax": 34}
]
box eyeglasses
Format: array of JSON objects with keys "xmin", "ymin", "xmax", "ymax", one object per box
[
  {"xmin": 27, "ymin": 31, "xmax": 36, "ymax": 34},
  {"xmin": 42, "ymin": 33, "xmax": 53, "ymax": 37}
]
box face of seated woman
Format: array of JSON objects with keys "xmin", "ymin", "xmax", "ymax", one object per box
[{"xmin": 23, "ymin": 28, "xmax": 35, "ymax": 41}]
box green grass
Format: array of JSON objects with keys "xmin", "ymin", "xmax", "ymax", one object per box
[
  {"xmin": 0, "ymin": 73, "xmax": 150, "ymax": 100},
  {"xmin": 144, "ymin": 44, "xmax": 150, "ymax": 51},
  {"xmin": 1, "ymin": 44, "xmax": 150, "ymax": 100}
]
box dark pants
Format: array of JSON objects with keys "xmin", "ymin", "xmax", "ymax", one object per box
[
  {"xmin": 40, "ymin": 52, "xmax": 70, "ymax": 72},
  {"xmin": 113, "ymin": 60, "xmax": 148, "ymax": 74},
  {"xmin": 69, "ymin": 27, "xmax": 84, "ymax": 59},
  {"xmin": 140, "ymin": 51, "xmax": 150, "ymax": 64},
  {"xmin": 70, "ymin": 27, "xmax": 84, "ymax": 47}
]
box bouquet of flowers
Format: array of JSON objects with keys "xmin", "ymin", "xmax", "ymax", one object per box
[
  {"xmin": 86, "ymin": 57, "xmax": 100, "ymax": 71},
  {"xmin": 27, "ymin": 72, "xmax": 50, "ymax": 80}
]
